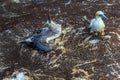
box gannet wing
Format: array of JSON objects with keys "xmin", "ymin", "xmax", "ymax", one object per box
[
  {"xmin": 89, "ymin": 18, "xmax": 95, "ymax": 28},
  {"xmin": 33, "ymin": 37, "xmax": 52, "ymax": 52}
]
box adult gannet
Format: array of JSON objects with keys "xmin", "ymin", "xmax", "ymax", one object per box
[
  {"xmin": 22, "ymin": 20, "xmax": 62, "ymax": 52},
  {"xmin": 89, "ymin": 11, "xmax": 107, "ymax": 36}
]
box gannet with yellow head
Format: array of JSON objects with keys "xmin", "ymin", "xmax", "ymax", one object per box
[
  {"xmin": 89, "ymin": 11, "xmax": 107, "ymax": 36},
  {"xmin": 21, "ymin": 19, "xmax": 62, "ymax": 52}
]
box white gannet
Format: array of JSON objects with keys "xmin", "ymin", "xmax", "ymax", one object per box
[{"xmin": 89, "ymin": 11, "xmax": 107, "ymax": 36}]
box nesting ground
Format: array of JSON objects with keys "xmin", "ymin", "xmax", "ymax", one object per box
[{"xmin": 0, "ymin": 0, "xmax": 120, "ymax": 80}]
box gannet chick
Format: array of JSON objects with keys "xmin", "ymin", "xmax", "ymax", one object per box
[{"xmin": 89, "ymin": 11, "xmax": 107, "ymax": 36}]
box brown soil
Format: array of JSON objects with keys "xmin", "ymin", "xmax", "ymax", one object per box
[{"xmin": 0, "ymin": 0, "xmax": 120, "ymax": 80}]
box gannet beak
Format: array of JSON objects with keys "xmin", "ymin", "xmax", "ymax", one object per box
[{"xmin": 102, "ymin": 14, "xmax": 108, "ymax": 20}]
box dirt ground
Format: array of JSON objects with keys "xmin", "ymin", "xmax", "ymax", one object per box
[{"xmin": 0, "ymin": 0, "xmax": 120, "ymax": 80}]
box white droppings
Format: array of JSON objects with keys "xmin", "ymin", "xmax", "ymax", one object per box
[
  {"xmin": 80, "ymin": 78, "xmax": 87, "ymax": 80},
  {"xmin": 16, "ymin": 72, "xmax": 25, "ymax": 80},
  {"xmin": 89, "ymin": 39, "xmax": 100, "ymax": 44},
  {"xmin": 62, "ymin": 27, "xmax": 73, "ymax": 34},
  {"xmin": 116, "ymin": 33, "xmax": 120, "ymax": 40},
  {"xmin": 118, "ymin": 75, "xmax": 120, "ymax": 78},
  {"xmin": 24, "ymin": 29, "xmax": 32, "ymax": 37},
  {"xmin": 83, "ymin": 35, "xmax": 92, "ymax": 43},
  {"xmin": 106, "ymin": 3, "xmax": 113, "ymax": 6},
  {"xmin": 78, "ymin": 27, "xmax": 85, "ymax": 32},
  {"xmin": 83, "ymin": 16, "xmax": 87, "ymax": 21},
  {"xmin": 59, "ymin": 19, "xmax": 64, "ymax": 23},
  {"xmin": 74, "ymin": 27, "xmax": 85, "ymax": 37},
  {"xmin": 12, "ymin": 0, "xmax": 20, "ymax": 3},
  {"xmin": 103, "ymin": 35, "xmax": 111, "ymax": 39},
  {"xmin": 5, "ymin": 30, "xmax": 12, "ymax": 34},
  {"xmin": 11, "ymin": 72, "xmax": 25, "ymax": 80}
]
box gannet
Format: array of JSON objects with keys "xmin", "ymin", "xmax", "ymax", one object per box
[
  {"xmin": 89, "ymin": 11, "xmax": 107, "ymax": 36},
  {"xmin": 22, "ymin": 20, "xmax": 62, "ymax": 52}
]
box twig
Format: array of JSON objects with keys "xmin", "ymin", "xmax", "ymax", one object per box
[
  {"xmin": 65, "ymin": 0, "xmax": 72, "ymax": 7},
  {"xmin": 74, "ymin": 59, "xmax": 97, "ymax": 68}
]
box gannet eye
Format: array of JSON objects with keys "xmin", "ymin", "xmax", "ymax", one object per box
[{"xmin": 99, "ymin": 14, "xmax": 103, "ymax": 17}]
